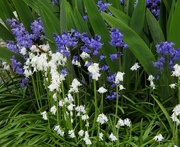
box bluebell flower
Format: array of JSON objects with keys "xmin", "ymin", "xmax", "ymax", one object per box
[
  {"xmin": 146, "ymin": 0, "xmax": 161, "ymax": 19},
  {"xmin": 20, "ymin": 77, "xmax": 29, "ymax": 87},
  {"xmin": 109, "ymin": 28, "xmax": 128, "ymax": 48},
  {"xmin": 110, "ymin": 53, "xmax": 118, "ymax": 61},
  {"xmin": 97, "ymin": 1, "xmax": 112, "ymax": 11},
  {"xmin": 6, "ymin": 41, "xmax": 18, "ymax": 53},
  {"xmin": 52, "ymin": 0, "xmax": 59, "ymax": 5},
  {"xmin": 83, "ymin": 15, "xmax": 88, "ymax": 20},
  {"xmin": 53, "ymin": 30, "xmax": 79, "ymax": 57},
  {"xmin": 61, "ymin": 68, "xmax": 67, "ymax": 75},
  {"xmin": 107, "ymin": 91, "xmax": 121, "ymax": 100},
  {"xmin": 10, "ymin": 56, "xmax": 23, "ymax": 75},
  {"xmin": 30, "ymin": 18, "xmax": 44, "ymax": 40},
  {"xmin": 100, "ymin": 65, "xmax": 109, "ymax": 71},
  {"xmin": 154, "ymin": 41, "xmax": 180, "ymax": 71}
]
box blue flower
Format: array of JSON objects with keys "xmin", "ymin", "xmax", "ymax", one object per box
[
  {"xmin": 20, "ymin": 77, "xmax": 29, "ymax": 87},
  {"xmin": 109, "ymin": 28, "xmax": 128, "ymax": 48},
  {"xmin": 10, "ymin": 56, "xmax": 23, "ymax": 75},
  {"xmin": 97, "ymin": 1, "xmax": 112, "ymax": 11}
]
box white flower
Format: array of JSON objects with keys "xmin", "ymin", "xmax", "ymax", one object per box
[
  {"xmin": 124, "ymin": 118, "xmax": 131, "ymax": 127},
  {"xmin": 87, "ymin": 63, "xmax": 101, "ymax": 81},
  {"xmin": 150, "ymin": 81, "xmax": 156, "ymax": 89},
  {"xmin": 172, "ymin": 64, "xmax": 180, "ymax": 77},
  {"xmin": 115, "ymin": 72, "xmax": 125, "ymax": 84},
  {"xmin": 147, "ymin": 75, "xmax": 155, "ymax": 81},
  {"xmin": 130, "ymin": 63, "xmax": 140, "ymax": 71},
  {"xmin": 147, "ymin": 75, "xmax": 156, "ymax": 89},
  {"xmin": 174, "ymin": 145, "xmax": 178, "ymax": 147},
  {"xmin": 109, "ymin": 133, "xmax": 117, "ymax": 141},
  {"xmin": 54, "ymin": 125, "xmax": 64, "ymax": 137},
  {"xmin": 171, "ymin": 113, "xmax": 180, "ymax": 125},
  {"xmin": 72, "ymin": 59, "xmax": 81, "ymax": 67},
  {"xmin": 116, "ymin": 118, "xmax": 124, "ymax": 128},
  {"xmin": 97, "ymin": 86, "xmax": 107, "ymax": 94},
  {"xmin": 119, "ymin": 85, "xmax": 125, "ymax": 90},
  {"xmin": 78, "ymin": 130, "xmax": 84, "ymax": 137},
  {"xmin": 75, "ymin": 105, "xmax": 86, "ymax": 114},
  {"xmin": 82, "ymin": 114, "xmax": 89, "ymax": 121},
  {"xmin": 97, "ymin": 113, "xmax": 108, "ymax": 125},
  {"xmin": 2, "ymin": 61, "xmax": 10, "ymax": 70},
  {"xmin": 41, "ymin": 111, "xmax": 48, "ymax": 120},
  {"xmin": 67, "ymin": 103, "xmax": 75, "ymax": 111},
  {"xmin": 85, "ymin": 122, "xmax": 89, "ymax": 127},
  {"xmin": 59, "ymin": 100, "xmax": 65, "ymax": 107},
  {"xmin": 173, "ymin": 104, "xmax": 180, "ymax": 116},
  {"xmin": 52, "ymin": 93, "xmax": 57, "ymax": 101},
  {"xmin": 50, "ymin": 105, "xmax": 57, "ymax": 115},
  {"xmin": 20, "ymin": 47, "xmax": 27, "ymax": 55},
  {"xmin": 83, "ymin": 131, "xmax": 92, "ymax": 145},
  {"xmin": 169, "ymin": 83, "xmax": 176, "ymax": 89},
  {"xmin": 68, "ymin": 130, "xmax": 75, "ymax": 138},
  {"xmin": 69, "ymin": 79, "xmax": 82, "ymax": 93},
  {"xmin": 80, "ymin": 52, "xmax": 90, "ymax": 59},
  {"xmin": 99, "ymin": 132, "xmax": 103, "ymax": 141},
  {"xmin": 116, "ymin": 118, "xmax": 131, "ymax": 128},
  {"xmin": 153, "ymin": 134, "xmax": 164, "ymax": 142}
]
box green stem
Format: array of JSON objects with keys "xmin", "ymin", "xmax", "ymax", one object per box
[{"xmin": 115, "ymin": 85, "xmax": 119, "ymax": 124}]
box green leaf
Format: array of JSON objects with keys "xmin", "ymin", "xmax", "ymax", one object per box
[
  {"xmin": 0, "ymin": 0, "xmax": 14, "ymax": 23},
  {"xmin": 84, "ymin": 0, "xmax": 119, "ymax": 73},
  {"xmin": 130, "ymin": 0, "xmax": 145, "ymax": 34},
  {"xmin": 162, "ymin": 0, "xmax": 171, "ymax": 13},
  {"xmin": 108, "ymin": 6, "xmax": 130, "ymax": 25},
  {"xmin": 0, "ymin": 24, "xmax": 15, "ymax": 41},
  {"xmin": 0, "ymin": 47, "xmax": 24, "ymax": 64},
  {"xmin": 13, "ymin": 0, "xmax": 34, "ymax": 32},
  {"xmin": 23, "ymin": 0, "xmax": 39, "ymax": 13},
  {"xmin": 72, "ymin": 8, "xmax": 90, "ymax": 34},
  {"xmin": 38, "ymin": 1, "xmax": 60, "ymax": 52},
  {"xmin": 102, "ymin": 12, "xmax": 157, "ymax": 76},
  {"xmin": 146, "ymin": 9, "xmax": 165, "ymax": 45},
  {"xmin": 108, "ymin": 0, "xmax": 123, "ymax": 10},
  {"xmin": 151, "ymin": 95, "xmax": 173, "ymax": 131},
  {"xmin": 167, "ymin": 0, "xmax": 180, "ymax": 48},
  {"xmin": 60, "ymin": 0, "xmax": 74, "ymax": 32}
]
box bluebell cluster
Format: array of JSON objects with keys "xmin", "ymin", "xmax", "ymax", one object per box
[
  {"xmin": 6, "ymin": 18, "xmax": 44, "ymax": 50},
  {"xmin": 154, "ymin": 41, "xmax": 180, "ymax": 71},
  {"xmin": 6, "ymin": 18, "xmax": 44, "ymax": 87},
  {"xmin": 146, "ymin": 0, "xmax": 161, "ymax": 19}
]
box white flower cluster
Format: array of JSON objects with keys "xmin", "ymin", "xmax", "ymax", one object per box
[
  {"xmin": 116, "ymin": 118, "xmax": 131, "ymax": 128},
  {"xmin": 97, "ymin": 113, "xmax": 108, "ymax": 125},
  {"xmin": 171, "ymin": 104, "xmax": 180, "ymax": 125}
]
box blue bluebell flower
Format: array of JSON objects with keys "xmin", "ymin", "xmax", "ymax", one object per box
[
  {"xmin": 97, "ymin": 1, "xmax": 112, "ymax": 11},
  {"xmin": 20, "ymin": 77, "xmax": 29, "ymax": 87},
  {"xmin": 109, "ymin": 28, "xmax": 128, "ymax": 48},
  {"xmin": 10, "ymin": 56, "xmax": 23, "ymax": 75}
]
